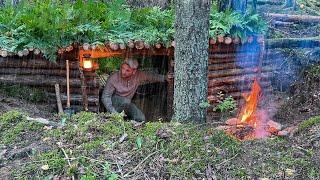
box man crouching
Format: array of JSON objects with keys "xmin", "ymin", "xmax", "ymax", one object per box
[{"xmin": 101, "ymin": 58, "xmax": 167, "ymax": 122}]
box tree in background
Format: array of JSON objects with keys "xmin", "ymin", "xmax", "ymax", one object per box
[
  {"xmin": 173, "ymin": 0, "xmax": 210, "ymax": 122},
  {"xmin": 218, "ymin": 0, "xmax": 247, "ymax": 14},
  {"xmin": 285, "ymin": 0, "xmax": 296, "ymax": 8}
]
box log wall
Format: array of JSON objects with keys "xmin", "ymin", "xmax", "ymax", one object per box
[
  {"xmin": 207, "ymin": 41, "xmax": 273, "ymax": 105},
  {"xmin": 0, "ymin": 53, "xmax": 100, "ymax": 112},
  {"xmin": 0, "ymin": 41, "xmax": 275, "ymax": 119}
]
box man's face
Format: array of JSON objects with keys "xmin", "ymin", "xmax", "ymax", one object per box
[{"xmin": 121, "ymin": 64, "xmax": 136, "ymax": 78}]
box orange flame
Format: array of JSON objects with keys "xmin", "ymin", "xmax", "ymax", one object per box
[{"xmin": 238, "ymin": 79, "xmax": 262, "ymax": 125}]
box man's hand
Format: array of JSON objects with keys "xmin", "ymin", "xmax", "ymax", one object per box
[{"xmin": 166, "ymin": 73, "xmax": 174, "ymax": 82}]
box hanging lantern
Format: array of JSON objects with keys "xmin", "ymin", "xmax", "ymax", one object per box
[
  {"xmin": 80, "ymin": 54, "xmax": 99, "ymax": 72},
  {"xmin": 83, "ymin": 58, "xmax": 93, "ymax": 71}
]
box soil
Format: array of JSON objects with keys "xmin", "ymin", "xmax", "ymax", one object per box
[{"xmin": 0, "ymin": 93, "xmax": 55, "ymax": 119}]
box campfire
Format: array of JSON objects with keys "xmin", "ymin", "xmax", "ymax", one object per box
[{"xmin": 218, "ymin": 78, "xmax": 289, "ymax": 140}]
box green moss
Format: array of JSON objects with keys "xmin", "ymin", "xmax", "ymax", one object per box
[
  {"xmin": 0, "ymin": 110, "xmax": 43, "ymax": 144},
  {"xmin": 298, "ymin": 116, "xmax": 320, "ymax": 132}
]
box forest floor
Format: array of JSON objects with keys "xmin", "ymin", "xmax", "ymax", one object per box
[{"xmin": 1, "ymin": 0, "xmax": 320, "ymax": 179}]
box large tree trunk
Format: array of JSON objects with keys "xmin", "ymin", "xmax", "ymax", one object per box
[
  {"xmin": 174, "ymin": 0, "xmax": 210, "ymax": 122},
  {"xmin": 219, "ymin": 0, "xmax": 248, "ymax": 14}
]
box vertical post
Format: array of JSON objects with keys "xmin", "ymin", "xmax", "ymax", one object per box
[
  {"xmin": 55, "ymin": 84, "xmax": 64, "ymax": 114},
  {"xmin": 66, "ymin": 60, "xmax": 70, "ymax": 108},
  {"xmin": 166, "ymin": 56, "xmax": 174, "ymax": 120},
  {"xmin": 79, "ymin": 68, "xmax": 89, "ymax": 111}
]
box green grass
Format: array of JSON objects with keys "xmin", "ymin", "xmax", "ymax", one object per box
[
  {"xmin": 2, "ymin": 111, "xmax": 319, "ymax": 179},
  {"xmin": 298, "ymin": 116, "xmax": 320, "ymax": 133}
]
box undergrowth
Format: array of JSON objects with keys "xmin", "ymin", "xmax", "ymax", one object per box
[{"xmin": 1, "ymin": 110, "xmax": 319, "ymax": 179}]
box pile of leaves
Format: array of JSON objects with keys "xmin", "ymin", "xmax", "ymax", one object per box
[
  {"xmin": 1, "ymin": 110, "xmax": 319, "ymax": 179},
  {"xmin": 0, "ymin": 0, "xmax": 267, "ymax": 61}
]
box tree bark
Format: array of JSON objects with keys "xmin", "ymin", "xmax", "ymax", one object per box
[{"xmin": 174, "ymin": 0, "xmax": 210, "ymax": 122}]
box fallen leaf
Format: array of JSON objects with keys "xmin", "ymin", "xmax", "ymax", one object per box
[
  {"xmin": 119, "ymin": 133, "xmax": 128, "ymax": 143},
  {"xmin": 41, "ymin": 164, "xmax": 49, "ymax": 171},
  {"xmin": 42, "ymin": 137, "xmax": 51, "ymax": 142},
  {"xmin": 285, "ymin": 168, "xmax": 295, "ymax": 176}
]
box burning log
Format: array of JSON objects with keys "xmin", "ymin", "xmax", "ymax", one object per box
[
  {"xmin": 265, "ymin": 13, "xmax": 320, "ymax": 24},
  {"xmin": 218, "ymin": 79, "xmax": 283, "ymax": 140}
]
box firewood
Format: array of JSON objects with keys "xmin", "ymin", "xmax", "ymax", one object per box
[{"xmin": 134, "ymin": 40, "xmax": 145, "ymax": 50}]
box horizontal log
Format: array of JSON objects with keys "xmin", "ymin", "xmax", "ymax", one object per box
[
  {"xmin": 208, "ymin": 65, "xmax": 275, "ymax": 79},
  {"xmin": 47, "ymin": 93, "xmax": 99, "ymax": 106},
  {"xmin": 209, "ymin": 44, "xmax": 261, "ymax": 53},
  {"xmin": 208, "ymin": 72, "xmax": 272, "ymax": 87},
  {"xmin": 69, "ymin": 105, "xmax": 100, "ymax": 112},
  {"xmin": 209, "ymin": 52, "xmax": 259, "ymax": 60},
  {"xmin": 0, "ymin": 74, "xmax": 99, "ymax": 88},
  {"xmin": 249, "ymin": 0, "xmax": 283, "ymax": 5},
  {"xmin": 0, "ymin": 68, "xmax": 96, "ymax": 78},
  {"xmin": 266, "ymin": 37, "xmax": 320, "ymax": 49},
  {"xmin": 0, "ymin": 58, "xmax": 80, "ymax": 69},
  {"xmin": 208, "ymin": 61, "xmax": 271, "ymax": 71},
  {"xmin": 208, "ymin": 88, "xmax": 273, "ymax": 104},
  {"xmin": 265, "ymin": 13, "xmax": 320, "ymax": 24},
  {"xmin": 208, "ymin": 81, "xmax": 272, "ymax": 95},
  {"xmin": 45, "ymin": 86, "xmax": 100, "ymax": 96}
]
